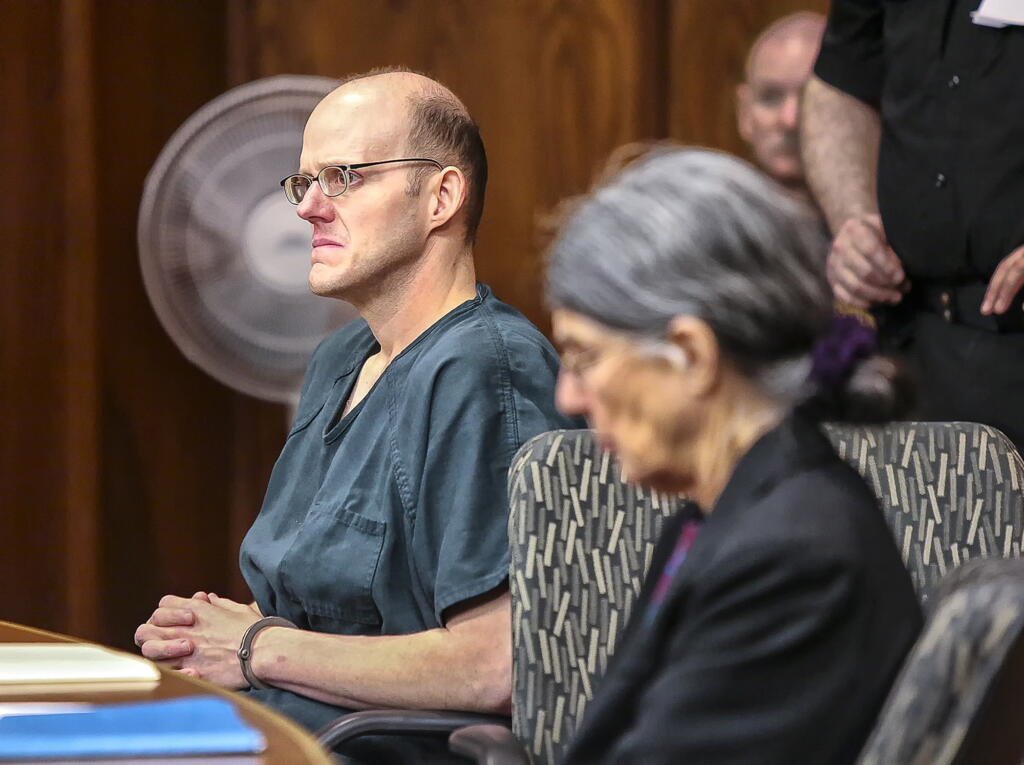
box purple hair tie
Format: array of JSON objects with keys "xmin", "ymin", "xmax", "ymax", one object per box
[{"xmin": 810, "ymin": 314, "xmax": 878, "ymax": 390}]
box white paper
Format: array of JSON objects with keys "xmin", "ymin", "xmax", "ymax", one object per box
[
  {"xmin": 0, "ymin": 702, "xmax": 93, "ymax": 718},
  {"xmin": 973, "ymin": 0, "xmax": 1024, "ymax": 27},
  {"xmin": 0, "ymin": 644, "xmax": 160, "ymax": 691}
]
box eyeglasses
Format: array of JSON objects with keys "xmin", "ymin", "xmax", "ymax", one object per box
[
  {"xmin": 560, "ymin": 347, "xmax": 604, "ymax": 378},
  {"xmin": 280, "ymin": 158, "xmax": 443, "ymax": 205},
  {"xmin": 560, "ymin": 336, "xmax": 686, "ymax": 378}
]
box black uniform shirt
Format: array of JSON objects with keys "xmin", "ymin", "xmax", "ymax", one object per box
[{"xmin": 814, "ymin": 0, "xmax": 1024, "ymax": 281}]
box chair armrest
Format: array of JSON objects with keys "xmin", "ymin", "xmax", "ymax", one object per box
[
  {"xmin": 449, "ymin": 724, "xmax": 531, "ymax": 765},
  {"xmin": 316, "ymin": 709, "xmax": 511, "ymax": 750}
]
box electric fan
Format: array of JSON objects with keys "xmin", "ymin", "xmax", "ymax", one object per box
[{"xmin": 138, "ymin": 75, "xmax": 356, "ymax": 405}]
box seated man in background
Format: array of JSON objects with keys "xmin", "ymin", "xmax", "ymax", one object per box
[
  {"xmin": 736, "ymin": 11, "xmax": 825, "ymax": 209},
  {"xmin": 134, "ymin": 69, "xmax": 576, "ymax": 762}
]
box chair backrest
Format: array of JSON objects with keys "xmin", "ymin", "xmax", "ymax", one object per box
[
  {"xmin": 825, "ymin": 422, "xmax": 1024, "ymax": 601},
  {"xmin": 857, "ymin": 557, "xmax": 1024, "ymax": 765},
  {"xmin": 506, "ymin": 429, "xmax": 686, "ymax": 765},
  {"xmin": 507, "ymin": 423, "xmax": 1024, "ymax": 764}
]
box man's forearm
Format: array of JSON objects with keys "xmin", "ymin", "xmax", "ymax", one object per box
[
  {"xmin": 249, "ymin": 592, "xmax": 511, "ymax": 713},
  {"xmin": 801, "ymin": 75, "xmax": 883, "ymax": 235}
]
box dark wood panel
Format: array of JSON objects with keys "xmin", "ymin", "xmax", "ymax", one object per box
[
  {"xmin": 668, "ymin": 0, "xmax": 830, "ymax": 158},
  {"xmin": 89, "ymin": 0, "xmax": 277, "ymax": 650},
  {"xmin": 230, "ymin": 0, "xmax": 668, "ymax": 334},
  {"xmin": 0, "ymin": 0, "xmax": 73, "ymax": 633},
  {"xmin": 59, "ymin": 0, "xmax": 102, "ymax": 642}
]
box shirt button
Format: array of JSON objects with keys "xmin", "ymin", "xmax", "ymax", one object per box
[
  {"xmin": 948, "ymin": 74, "xmax": 960, "ymax": 88},
  {"xmin": 935, "ymin": 172, "xmax": 947, "ymax": 188}
]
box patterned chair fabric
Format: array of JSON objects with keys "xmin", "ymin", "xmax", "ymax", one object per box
[
  {"xmin": 507, "ymin": 423, "xmax": 1024, "ymax": 764},
  {"xmin": 507, "ymin": 430, "xmax": 687, "ymax": 764},
  {"xmin": 856, "ymin": 558, "xmax": 1024, "ymax": 765},
  {"xmin": 825, "ymin": 422, "xmax": 1024, "ymax": 601}
]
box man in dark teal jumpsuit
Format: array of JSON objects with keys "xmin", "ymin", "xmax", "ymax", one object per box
[{"xmin": 135, "ymin": 69, "xmax": 577, "ymax": 762}]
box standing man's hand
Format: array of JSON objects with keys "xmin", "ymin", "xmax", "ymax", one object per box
[
  {"xmin": 827, "ymin": 214, "xmax": 907, "ymax": 308},
  {"xmin": 982, "ymin": 244, "xmax": 1024, "ymax": 315}
]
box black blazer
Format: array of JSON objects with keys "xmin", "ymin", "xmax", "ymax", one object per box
[{"xmin": 562, "ymin": 412, "xmax": 922, "ymax": 764}]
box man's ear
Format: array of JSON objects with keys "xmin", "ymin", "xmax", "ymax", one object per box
[
  {"xmin": 428, "ymin": 166, "xmax": 467, "ymax": 234},
  {"xmin": 667, "ymin": 315, "xmax": 721, "ymax": 397}
]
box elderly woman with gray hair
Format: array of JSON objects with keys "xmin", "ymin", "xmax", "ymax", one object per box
[{"xmin": 546, "ymin": 148, "xmax": 922, "ymax": 764}]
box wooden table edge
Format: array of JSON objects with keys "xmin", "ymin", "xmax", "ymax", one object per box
[{"xmin": 0, "ymin": 620, "xmax": 333, "ymax": 764}]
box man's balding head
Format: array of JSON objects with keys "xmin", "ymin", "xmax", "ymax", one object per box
[
  {"xmin": 322, "ymin": 68, "xmax": 488, "ymax": 243},
  {"xmin": 737, "ymin": 12, "xmax": 825, "ymax": 192},
  {"xmin": 744, "ymin": 13, "xmax": 825, "ymax": 83},
  {"xmin": 295, "ymin": 70, "xmax": 487, "ymax": 301}
]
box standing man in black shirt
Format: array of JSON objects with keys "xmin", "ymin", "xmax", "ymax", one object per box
[{"xmin": 802, "ymin": 0, "xmax": 1024, "ymax": 449}]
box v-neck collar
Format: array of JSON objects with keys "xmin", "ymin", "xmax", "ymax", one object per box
[{"xmin": 320, "ymin": 283, "xmax": 493, "ymax": 444}]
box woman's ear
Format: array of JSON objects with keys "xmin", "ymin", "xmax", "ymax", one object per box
[
  {"xmin": 428, "ymin": 166, "xmax": 467, "ymax": 233},
  {"xmin": 666, "ymin": 315, "xmax": 720, "ymax": 396}
]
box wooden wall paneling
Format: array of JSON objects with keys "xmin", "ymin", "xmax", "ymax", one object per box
[
  {"xmin": 89, "ymin": 0, "xmax": 263, "ymax": 649},
  {"xmin": 228, "ymin": 0, "xmax": 670, "ymax": 334},
  {"xmin": 60, "ymin": 0, "xmax": 101, "ymax": 641},
  {"xmin": 667, "ymin": 0, "xmax": 830, "ymax": 158},
  {"xmin": 0, "ymin": 0, "xmax": 73, "ymax": 634},
  {"xmin": 495, "ymin": 0, "xmax": 669, "ymax": 331}
]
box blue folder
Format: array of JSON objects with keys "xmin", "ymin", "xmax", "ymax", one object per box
[{"xmin": 0, "ymin": 696, "xmax": 266, "ymax": 760}]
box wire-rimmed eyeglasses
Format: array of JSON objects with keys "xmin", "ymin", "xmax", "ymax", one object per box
[{"xmin": 280, "ymin": 158, "xmax": 443, "ymax": 204}]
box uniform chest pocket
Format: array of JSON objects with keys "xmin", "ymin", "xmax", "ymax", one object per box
[{"xmin": 279, "ymin": 501, "xmax": 386, "ymax": 629}]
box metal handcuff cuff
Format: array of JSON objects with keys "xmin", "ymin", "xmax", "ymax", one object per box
[{"xmin": 237, "ymin": 616, "xmax": 296, "ymax": 690}]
